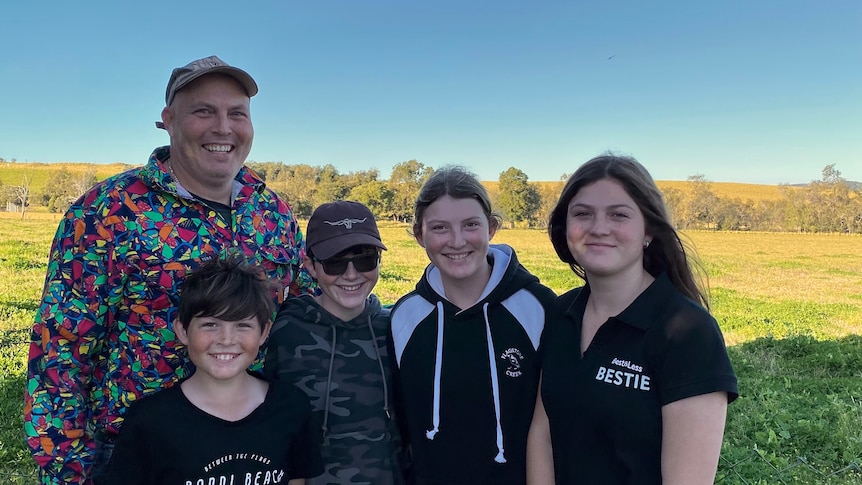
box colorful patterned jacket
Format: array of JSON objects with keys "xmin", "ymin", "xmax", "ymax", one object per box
[{"xmin": 24, "ymin": 146, "xmax": 315, "ymax": 485}]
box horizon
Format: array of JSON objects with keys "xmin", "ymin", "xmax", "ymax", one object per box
[
  {"xmin": 3, "ymin": 159, "xmax": 854, "ymax": 187},
  {"xmin": 1, "ymin": 1, "xmax": 860, "ymax": 186}
]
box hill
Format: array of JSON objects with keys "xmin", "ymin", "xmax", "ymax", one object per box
[
  {"xmin": 1, "ymin": 161, "xmax": 803, "ymax": 204},
  {"xmin": 487, "ymin": 179, "xmax": 800, "ymax": 204},
  {"xmin": 0, "ymin": 162, "xmax": 134, "ymax": 193}
]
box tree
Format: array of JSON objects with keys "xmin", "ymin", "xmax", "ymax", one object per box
[
  {"xmin": 342, "ymin": 169, "xmax": 380, "ymax": 190},
  {"xmin": 70, "ymin": 168, "xmax": 98, "ymax": 203},
  {"xmin": 713, "ymin": 197, "xmax": 752, "ymax": 231},
  {"xmin": 270, "ymin": 164, "xmax": 319, "ymax": 217},
  {"xmin": 660, "ymin": 187, "xmax": 685, "ymax": 228},
  {"xmin": 38, "ymin": 168, "xmax": 98, "ymax": 213},
  {"xmin": 497, "ymin": 167, "xmax": 541, "ymax": 227},
  {"xmin": 681, "ymin": 174, "xmax": 720, "ymax": 229},
  {"xmin": 313, "ymin": 164, "xmax": 347, "ymax": 208},
  {"xmin": 388, "ymin": 160, "xmax": 433, "ymax": 222},
  {"xmin": 349, "ymin": 181, "xmax": 393, "ymax": 219},
  {"xmin": 807, "ymin": 164, "xmax": 853, "ymax": 232},
  {"xmin": 13, "ymin": 174, "xmax": 32, "ymax": 219}
]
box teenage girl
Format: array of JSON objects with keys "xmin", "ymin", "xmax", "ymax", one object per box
[
  {"xmin": 527, "ymin": 154, "xmax": 738, "ymax": 485},
  {"xmin": 390, "ymin": 166, "xmax": 555, "ymax": 485}
]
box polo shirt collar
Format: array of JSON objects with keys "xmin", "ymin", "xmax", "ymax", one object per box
[
  {"xmin": 566, "ymin": 272, "xmax": 674, "ymax": 331},
  {"xmin": 615, "ymin": 272, "xmax": 674, "ymax": 330}
]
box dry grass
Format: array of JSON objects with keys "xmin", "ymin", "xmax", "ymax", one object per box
[
  {"xmin": 686, "ymin": 231, "xmax": 862, "ymax": 306},
  {"xmin": 655, "ymin": 180, "xmax": 800, "ymax": 202}
]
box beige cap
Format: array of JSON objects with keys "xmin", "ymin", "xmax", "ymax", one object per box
[
  {"xmin": 156, "ymin": 55, "xmax": 259, "ymax": 129},
  {"xmin": 165, "ymin": 55, "xmax": 257, "ymax": 105}
]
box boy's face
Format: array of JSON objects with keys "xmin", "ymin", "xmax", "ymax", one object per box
[
  {"xmin": 175, "ymin": 315, "xmax": 270, "ymax": 382},
  {"xmin": 305, "ymin": 246, "xmax": 380, "ymax": 321}
]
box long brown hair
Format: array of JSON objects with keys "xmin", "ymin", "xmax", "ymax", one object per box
[{"xmin": 548, "ymin": 153, "xmax": 709, "ymax": 309}]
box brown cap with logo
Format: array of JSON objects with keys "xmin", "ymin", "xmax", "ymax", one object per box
[{"xmin": 306, "ymin": 201, "xmax": 387, "ymax": 260}]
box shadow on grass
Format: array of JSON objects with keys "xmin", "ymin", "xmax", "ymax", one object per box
[{"xmin": 719, "ymin": 335, "xmax": 862, "ymax": 484}]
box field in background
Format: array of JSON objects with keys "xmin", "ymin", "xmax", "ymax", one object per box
[
  {"xmin": 2, "ymin": 161, "xmax": 800, "ymax": 205},
  {"xmin": 0, "ymin": 212, "xmax": 860, "ymax": 483},
  {"xmin": 0, "ymin": 162, "xmax": 132, "ymax": 192}
]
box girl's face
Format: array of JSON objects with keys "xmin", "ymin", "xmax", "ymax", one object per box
[
  {"xmin": 416, "ymin": 195, "xmax": 497, "ymax": 289},
  {"xmin": 565, "ymin": 178, "xmax": 649, "ymax": 279}
]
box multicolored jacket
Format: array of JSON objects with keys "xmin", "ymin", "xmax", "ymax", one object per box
[
  {"xmin": 24, "ymin": 146, "xmax": 314, "ymax": 485},
  {"xmin": 264, "ymin": 294, "xmax": 406, "ymax": 485}
]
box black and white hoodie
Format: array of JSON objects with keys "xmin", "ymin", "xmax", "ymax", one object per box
[{"xmin": 390, "ymin": 244, "xmax": 555, "ymax": 485}]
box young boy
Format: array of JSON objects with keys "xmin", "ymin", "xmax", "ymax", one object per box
[
  {"xmin": 99, "ymin": 253, "xmax": 323, "ymax": 484},
  {"xmin": 264, "ymin": 200, "xmax": 406, "ymax": 484}
]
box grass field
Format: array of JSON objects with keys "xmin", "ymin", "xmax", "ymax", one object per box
[
  {"xmin": 0, "ymin": 212, "xmax": 860, "ymax": 483},
  {"xmin": 2, "ymin": 162, "xmax": 799, "ymax": 205},
  {"xmin": 0, "ymin": 162, "xmax": 131, "ymax": 193}
]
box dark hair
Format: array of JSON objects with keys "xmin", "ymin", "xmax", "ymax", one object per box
[
  {"xmin": 548, "ymin": 153, "xmax": 709, "ymax": 308},
  {"xmin": 176, "ymin": 252, "xmax": 275, "ymax": 330},
  {"xmin": 411, "ymin": 165, "xmax": 501, "ymax": 238}
]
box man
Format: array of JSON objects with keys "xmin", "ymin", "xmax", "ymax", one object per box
[{"xmin": 24, "ymin": 55, "xmax": 315, "ymax": 485}]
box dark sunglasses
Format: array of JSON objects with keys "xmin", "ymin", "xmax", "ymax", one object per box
[{"xmin": 313, "ymin": 253, "xmax": 380, "ymax": 276}]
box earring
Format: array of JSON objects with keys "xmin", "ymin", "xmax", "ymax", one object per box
[{"xmin": 643, "ymin": 239, "xmax": 651, "ymax": 249}]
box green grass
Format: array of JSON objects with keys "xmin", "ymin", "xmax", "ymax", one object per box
[
  {"xmin": 0, "ymin": 162, "xmax": 131, "ymax": 195},
  {"xmin": 1, "ymin": 213, "xmax": 860, "ymax": 483}
]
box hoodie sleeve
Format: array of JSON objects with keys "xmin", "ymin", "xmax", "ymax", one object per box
[
  {"xmin": 25, "ymin": 207, "xmax": 116, "ymax": 485},
  {"xmin": 387, "ymin": 320, "xmax": 414, "ymax": 481},
  {"xmin": 263, "ymin": 304, "xmax": 294, "ymax": 381}
]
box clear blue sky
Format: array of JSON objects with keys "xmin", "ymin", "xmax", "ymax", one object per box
[{"xmin": 1, "ymin": 0, "xmax": 860, "ymax": 184}]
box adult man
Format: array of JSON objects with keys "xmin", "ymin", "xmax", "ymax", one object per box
[{"xmin": 24, "ymin": 55, "xmax": 314, "ymax": 484}]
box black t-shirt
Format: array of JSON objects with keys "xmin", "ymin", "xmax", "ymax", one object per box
[
  {"xmin": 540, "ymin": 273, "xmax": 738, "ymax": 485},
  {"xmin": 100, "ymin": 378, "xmax": 323, "ymax": 484}
]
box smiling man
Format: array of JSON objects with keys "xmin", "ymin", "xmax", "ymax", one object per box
[{"xmin": 24, "ymin": 55, "xmax": 314, "ymax": 485}]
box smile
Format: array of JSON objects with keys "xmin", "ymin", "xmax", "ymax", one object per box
[
  {"xmin": 212, "ymin": 353, "xmax": 239, "ymax": 361},
  {"xmin": 338, "ymin": 284, "xmax": 362, "ymax": 291},
  {"xmin": 445, "ymin": 253, "xmax": 470, "ymax": 260},
  {"xmin": 203, "ymin": 144, "xmax": 232, "ymax": 153}
]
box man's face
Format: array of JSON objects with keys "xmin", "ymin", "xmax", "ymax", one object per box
[{"xmin": 161, "ymin": 74, "xmax": 253, "ymax": 197}]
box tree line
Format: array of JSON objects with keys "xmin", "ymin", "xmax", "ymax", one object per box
[{"xmin": 2, "ymin": 160, "xmax": 860, "ymax": 233}]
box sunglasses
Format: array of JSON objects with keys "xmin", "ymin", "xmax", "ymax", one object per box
[{"xmin": 313, "ymin": 253, "xmax": 380, "ymax": 276}]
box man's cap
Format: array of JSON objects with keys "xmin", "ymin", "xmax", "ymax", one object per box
[
  {"xmin": 155, "ymin": 55, "xmax": 258, "ymax": 129},
  {"xmin": 165, "ymin": 55, "xmax": 257, "ymax": 106},
  {"xmin": 306, "ymin": 201, "xmax": 387, "ymax": 260}
]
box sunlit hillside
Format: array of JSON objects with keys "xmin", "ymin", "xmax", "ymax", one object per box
[
  {"xmin": 1, "ymin": 161, "xmax": 803, "ymax": 204},
  {"xmin": 0, "ymin": 162, "xmax": 134, "ymax": 192},
  {"xmin": 487, "ymin": 180, "xmax": 802, "ymax": 204},
  {"xmin": 655, "ymin": 180, "xmax": 800, "ymax": 202}
]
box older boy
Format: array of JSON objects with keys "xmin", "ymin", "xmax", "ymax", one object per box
[
  {"xmin": 265, "ymin": 201, "xmax": 406, "ymax": 484},
  {"xmin": 99, "ymin": 253, "xmax": 322, "ymax": 484}
]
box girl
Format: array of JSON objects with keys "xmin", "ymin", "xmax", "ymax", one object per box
[
  {"xmin": 527, "ymin": 154, "xmax": 738, "ymax": 485},
  {"xmin": 390, "ymin": 166, "xmax": 555, "ymax": 485}
]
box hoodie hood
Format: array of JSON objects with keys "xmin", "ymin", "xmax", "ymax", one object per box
[{"xmin": 415, "ymin": 244, "xmax": 540, "ymax": 314}]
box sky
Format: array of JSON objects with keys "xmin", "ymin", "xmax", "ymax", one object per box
[{"xmin": 1, "ymin": 1, "xmax": 860, "ymax": 185}]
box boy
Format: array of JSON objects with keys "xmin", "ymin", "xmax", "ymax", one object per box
[
  {"xmin": 99, "ymin": 253, "xmax": 323, "ymax": 484},
  {"xmin": 265, "ymin": 201, "xmax": 406, "ymax": 484}
]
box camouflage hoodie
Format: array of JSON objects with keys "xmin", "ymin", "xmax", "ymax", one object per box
[{"xmin": 264, "ymin": 294, "xmax": 405, "ymax": 485}]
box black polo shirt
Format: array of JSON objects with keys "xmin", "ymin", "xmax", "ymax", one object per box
[{"xmin": 540, "ymin": 273, "xmax": 738, "ymax": 485}]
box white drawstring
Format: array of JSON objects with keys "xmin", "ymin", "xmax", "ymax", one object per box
[
  {"xmin": 483, "ymin": 303, "xmax": 507, "ymax": 463},
  {"xmin": 426, "ymin": 301, "xmax": 445, "ymax": 440}
]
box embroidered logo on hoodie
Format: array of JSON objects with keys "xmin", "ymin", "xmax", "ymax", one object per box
[{"xmin": 501, "ymin": 347, "xmax": 524, "ymax": 378}]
